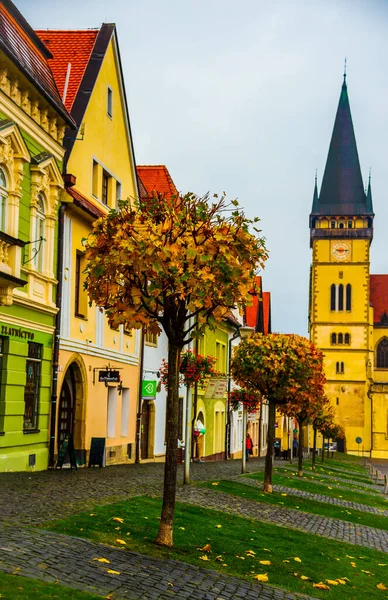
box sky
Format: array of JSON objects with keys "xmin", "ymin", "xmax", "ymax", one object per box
[{"xmin": 15, "ymin": 0, "xmax": 388, "ymax": 336}]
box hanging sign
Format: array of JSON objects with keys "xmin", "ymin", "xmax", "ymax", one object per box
[
  {"xmin": 355, "ymin": 436, "xmax": 362, "ymax": 445},
  {"xmin": 142, "ymin": 380, "xmax": 157, "ymax": 398},
  {"xmin": 204, "ymin": 378, "xmax": 228, "ymax": 399},
  {"xmin": 99, "ymin": 370, "xmax": 120, "ymax": 383}
]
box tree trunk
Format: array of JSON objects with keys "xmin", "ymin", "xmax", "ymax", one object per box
[
  {"xmin": 155, "ymin": 343, "xmax": 181, "ymax": 547},
  {"xmin": 321, "ymin": 436, "xmax": 325, "ymax": 463},
  {"xmin": 312, "ymin": 427, "xmax": 317, "ymax": 471},
  {"xmin": 327, "ymin": 438, "xmax": 330, "ymax": 459},
  {"xmin": 298, "ymin": 420, "xmax": 304, "ymax": 477},
  {"xmin": 264, "ymin": 401, "xmax": 276, "ymax": 493}
]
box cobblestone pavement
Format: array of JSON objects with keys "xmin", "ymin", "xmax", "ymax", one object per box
[
  {"xmin": 0, "ymin": 459, "xmax": 265, "ymax": 525},
  {"xmin": 371, "ymin": 460, "xmax": 388, "ymax": 477},
  {"xmin": 176, "ymin": 487, "xmax": 388, "ymax": 553},
  {"xmin": 0, "ymin": 524, "xmax": 318, "ymax": 600},
  {"xmin": 234, "ymin": 477, "xmax": 388, "ymax": 516}
]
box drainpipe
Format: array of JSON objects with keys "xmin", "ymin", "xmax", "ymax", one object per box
[
  {"xmin": 135, "ymin": 328, "xmax": 145, "ymax": 463},
  {"xmin": 226, "ymin": 325, "xmax": 241, "ymax": 459},
  {"xmin": 49, "ymin": 203, "xmax": 66, "ymax": 468}
]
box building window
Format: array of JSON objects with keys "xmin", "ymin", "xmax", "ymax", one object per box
[
  {"xmin": 376, "ymin": 338, "xmax": 388, "ymax": 369},
  {"xmin": 348, "ymin": 220, "xmax": 353, "ymax": 229},
  {"xmin": 346, "ymin": 284, "xmax": 352, "ymax": 311},
  {"xmin": 23, "ymin": 342, "xmax": 42, "ymax": 431},
  {"xmin": 330, "ymin": 284, "xmax": 336, "ymax": 311},
  {"xmin": 33, "ymin": 194, "xmax": 45, "ymax": 273},
  {"xmin": 330, "ymin": 221, "xmax": 336, "ymax": 229},
  {"xmin": 338, "ymin": 284, "xmax": 344, "ymax": 311},
  {"xmin": 336, "ymin": 398, "xmax": 339, "ymax": 405},
  {"xmin": 339, "ymin": 221, "xmax": 345, "ymax": 229},
  {"xmin": 344, "ymin": 333, "xmax": 350, "ymax": 345},
  {"xmin": 331, "ymin": 333, "xmax": 337, "ymax": 345},
  {"xmin": 107, "ymin": 86, "xmax": 113, "ymax": 118},
  {"xmin": 336, "ymin": 361, "xmax": 344, "ymax": 374},
  {"xmin": 338, "ymin": 333, "xmax": 343, "ymax": 345},
  {"xmin": 92, "ymin": 160, "xmax": 100, "ymax": 198},
  {"xmin": 216, "ymin": 341, "xmax": 226, "ymax": 374},
  {"xmin": 145, "ymin": 330, "xmax": 158, "ymax": 346},
  {"xmin": 75, "ymin": 251, "xmax": 87, "ymax": 318},
  {"xmin": 0, "ymin": 167, "xmax": 7, "ymax": 232},
  {"xmin": 102, "ymin": 171, "xmax": 109, "ymax": 205}
]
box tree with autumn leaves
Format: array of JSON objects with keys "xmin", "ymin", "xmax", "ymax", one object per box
[
  {"xmin": 84, "ymin": 192, "xmax": 268, "ymax": 547},
  {"xmin": 231, "ymin": 333, "xmax": 326, "ymax": 492}
]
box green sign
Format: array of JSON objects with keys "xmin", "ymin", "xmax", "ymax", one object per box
[
  {"xmin": 355, "ymin": 436, "xmax": 362, "ymax": 444},
  {"xmin": 142, "ymin": 380, "xmax": 157, "ymax": 398}
]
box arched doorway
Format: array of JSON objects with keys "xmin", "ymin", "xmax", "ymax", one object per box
[{"xmin": 57, "ymin": 362, "xmax": 85, "ymax": 463}]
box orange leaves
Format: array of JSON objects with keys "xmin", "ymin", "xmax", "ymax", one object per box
[
  {"xmin": 84, "ymin": 193, "xmax": 268, "ymax": 339},
  {"xmin": 313, "ymin": 582, "xmax": 331, "ymax": 590},
  {"xmin": 377, "ymin": 583, "xmax": 387, "ymax": 590}
]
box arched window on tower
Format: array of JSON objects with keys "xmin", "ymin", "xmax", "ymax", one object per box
[
  {"xmin": 0, "ymin": 167, "xmax": 8, "ymax": 232},
  {"xmin": 376, "ymin": 338, "xmax": 388, "ymax": 369},
  {"xmin": 344, "ymin": 333, "xmax": 350, "ymax": 345},
  {"xmin": 338, "ymin": 284, "xmax": 344, "ymax": 311},
  {"xmin": 338, "ymin": 333, "xmax": 343, "ymax": 344},
  {"xmin": 331, "ymin": 333, "xmax": 337, "ymax": 345},
  {"xmin": 346, "ymin": 284, "xmax": 352, "ymax": 311},
  {"xmin": 330, "ymin": 284, "xmax": 336, "ymax": 311},
  {"xmin": 339, "ymin": 221, "xmax": 345, "ymax": 229}
]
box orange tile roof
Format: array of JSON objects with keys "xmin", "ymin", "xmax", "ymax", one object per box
[
  {"xmin": 0, "ymin": 3, "xmax": 72, "ymax": 124},
  {"xmin": 35, "ymin": 29, "xmax": 99, "ymax": 111},
  {"xmin": 137, "ymin": 165, "xmax": 178, "ymax": 199},
  {"xmin": 245, "ymin": 276, "xmax": 262, "ymax": 328},
  {"xmin": 370, "ymin": 275, "xmax": 388, "ymax": 325},
  {"xmin": 262, "ymin": 291, "xmax": 271, "ymax": 335}
]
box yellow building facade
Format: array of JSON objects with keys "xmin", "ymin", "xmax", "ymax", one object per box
[
  {"xmin": 309, "ymin": 75, "xmax": 388, "ymax": 458},
  {"xmin": 36, "ymin": 25, "xmax": 140, "ymax": 466}
]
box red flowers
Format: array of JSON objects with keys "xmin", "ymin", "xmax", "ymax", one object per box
[
  {"xmin": 160, "ymin": 351, "xmax": 217, "ymax": 389},
  {"xmin": 229, "ymin": 388, "xmax": 261, "ymax": 412}
]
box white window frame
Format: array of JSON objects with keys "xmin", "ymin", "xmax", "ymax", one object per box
[
  {"xmin": 33, "ymin": 194, "xmax": 45, "ymax": 273},
  {"xmin": 107, "ymin": 86, "xmax": 113, "ymax": 118},
  {"xmin": 0, "ymin": 167, "xmax": 8, "ymax": 233}
]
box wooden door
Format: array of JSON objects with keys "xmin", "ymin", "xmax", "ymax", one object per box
[
  {"xmin": 57, "ymin": 379, "xmax": 74, "ymax": 450},
  {"xmin": 141, "ymin": 401, "xmax": 150, "ymax": 459}
]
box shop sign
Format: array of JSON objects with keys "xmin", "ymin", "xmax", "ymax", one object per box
[
  {"xmin": 1, "ymin": 324, "xmax": 34, "ymax": 340},
  {"xmin": 142, "ymin": 380, "xmax": 157, "ymax": 398},
  {"xmin": 204, "ymin": 378, "xmax": 228, "ymax": 399},
  {"xmin": 98, "ymin": 370, "xmax": 120, "ymax": 383}
]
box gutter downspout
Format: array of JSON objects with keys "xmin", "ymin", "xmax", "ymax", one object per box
[
  {"xmin": 226, "ymin": 325, "xmax": 240, "ymax": 459},
  {"xmin": 49, "ymin": 202, "xmax": 66, "ymax": 468},
  {"xmin": 135, "ymin": 328, "xmax": 145, "ymax": 463}
]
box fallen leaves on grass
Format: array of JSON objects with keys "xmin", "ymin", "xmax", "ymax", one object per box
[
  {"xmin": 259, "ymin": 560, "xmax": 271, "ymax": 565},
  {"xmin": 293, "ymin": 557, "xmax": 302, "ymax": 562},
  {"xmin": 106, "ymin": 570, "xmax": 120, "ymax": 575},
  {"xmin": 300, "ymin": 575, "xmax": 309, "ymax": 580},
  {"xmin": 93, "ymin": 558, "xmax": 110, "ymax": 564},
  {"xmin": 211, "ymin": 482, "xmax": 219, "ymax": 486},
  {"xmin": 350, "ymin": 562, "xmax": 357, "ymax": 568},
  {"xmin": 326, "ymin": 580, "xmax": 339, "ymax": 585},
  {"xmin": 377, "ymin": 583, "xmax": 387, "ymax": 590},
  {"xmin": 115, "ymin": 539, "xmax": 126, "ymax": 545},
  {"xmin": 199, "ymin": 544, "xmax": 211, "ymax": 552},
  {"xmin": 199, "ymin": 555, "xmax": 209, "ymax": 561},
  {"xmin": 336, "ymin": 579, "xmax": 346, "ymax": 585},
  {"xmin": 253, "ymin": 574, "xmax": 268, "ymax": 582},
  {"xmin": 313, "ymin": 582, "xmax": 331, "ymax": 590},
  {"xmin": 112, "ymin": 517, "xmax": 124, "ymax": 523},
  {"xmin": 216, "ymin": 524, "xmax": 222, "ymax": 528},
  {"xmin": 179, "ymin": 527, "xmax": 185, "ymax": 530}
]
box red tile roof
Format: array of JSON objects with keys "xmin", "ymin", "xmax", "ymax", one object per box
[
  {"xmin": 245, "ymin": 276, "xmax": 262, "ymax": 329},
  {"xmin": 245, "ymin": 276, "xmax": 271, "ymax": 334},
  {"xmin": 262, "ymin": 292, "xmax": 271, "ymax": 335},
  {"xmin": 0, "ymin": 3, "xmax": 72, "ymax": 124},
  {"xmin": 66, "ymin": 186, "xmax": 105, "ymax": 219},
  {"xmin": 136, "ymin": 165, "xmax": 178, "ymax": 199},
  {"xmin": 35, "ymin": 29, "xmax": 99, "ymax": 111},
  {"xmin": 370, "ymin": 275, "xmax": 388, "ymax": 325}
]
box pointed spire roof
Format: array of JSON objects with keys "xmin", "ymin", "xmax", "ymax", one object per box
[
  {"xmin": 311, "ymin": 76, "xmax": 373, "ymax": 216},
  {"xmin": 312, "ymin": 171, "xmax": 319, "ymax": 212},
  {"xmin": 366, "ymin": 171, "xmax": 373, "ymax": 213}
]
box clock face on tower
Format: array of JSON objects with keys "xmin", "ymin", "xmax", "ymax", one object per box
[{"xmin": 331, "ymin": 241, "xmax": 351, "ymax": 261}]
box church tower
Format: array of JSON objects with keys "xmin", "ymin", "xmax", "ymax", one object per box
[{"xmin": 309, "ymin": 75, "xmax": 374, "ymax": 455}]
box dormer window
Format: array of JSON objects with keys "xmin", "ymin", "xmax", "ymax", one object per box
[{"xmin": 0, "ymin": 167, "xmax": 7, "ymax": 232}]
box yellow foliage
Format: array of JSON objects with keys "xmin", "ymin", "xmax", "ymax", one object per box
[{"xmin": 253, "ymin": 574, "xmax": 268, "ymax": 582}]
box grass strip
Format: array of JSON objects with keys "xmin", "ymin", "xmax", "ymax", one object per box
[
  {"xmin": 44, "ymin": 495, "xmax": 388, "ymax": 600},
  {"xmin": 201, "ymin": 480, "xmax": 388, "ymax": 530},
  {"xmin": 281, "ymin": 463, "xmax": 374, "ymax": 485},
  {"xmin": 0, "ymin": 571, "xmax": 103, "ymax": 600},
  {"xmin": 247, "ymin": 471, "xmax": 388, "ymax": 508}
]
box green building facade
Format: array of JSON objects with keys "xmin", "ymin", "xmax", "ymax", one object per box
[{"xmin": 0, "ymin": 0, "xmax": 73, "ymax": 471}]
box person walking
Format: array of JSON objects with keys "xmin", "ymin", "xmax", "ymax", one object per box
[{"xmin": 246, "ymin": 433, "xmax": 253, "ymax": 461}]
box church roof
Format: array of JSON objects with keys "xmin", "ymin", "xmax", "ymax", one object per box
[
  {"xmin": 311, "ymin": 77, "xmax": 373, "ymax": 217},
  {"xmin": 370, "ymin": 275, "xmax": 388, "ymax": 326},
  {"xmin": 245, "ymin": 276, "xmax": 271, "ymax": 334},
  {"xmin": 136, "ymin": 165, "xmax": 178, "ymax": 199}
]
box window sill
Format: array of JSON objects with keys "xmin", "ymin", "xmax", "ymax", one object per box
[
  {"xmin": 23, "ymin": 429, "xmax": 40, "ymax": 434},
  {"xmin": 75, "ymin": 314, "xmax": 88, "ymax": 321}
]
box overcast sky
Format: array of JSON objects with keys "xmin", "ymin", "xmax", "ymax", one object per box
[{"xmin": 16, "ymin": 0, "xmax": 388, "ymax": 336}]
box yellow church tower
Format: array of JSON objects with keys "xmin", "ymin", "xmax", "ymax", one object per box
[{"xmin": 309, "ymin": 74, "xmax": 374, "ymax": 456}]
